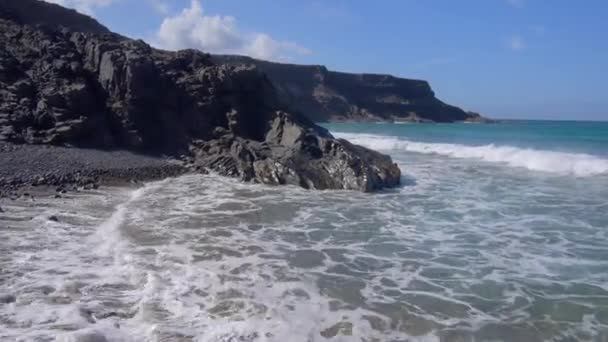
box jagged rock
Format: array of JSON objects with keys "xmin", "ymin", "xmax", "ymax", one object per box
[
  {"xmin": 0, "ymin": 0, "xmax": 401, "ymax": 192},
  {"xmin": 0, "ymin": 0, "xmax": 109, "ymax": 34}
]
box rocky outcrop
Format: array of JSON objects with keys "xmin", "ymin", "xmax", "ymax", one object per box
[
  {"xmin": 213, "ymin": 55, "xmax": 484, "ymax": 123},
  {"xmin": 0, "ymin": 0, "xmax": 109, "ymax": 34},
  {"xmin": 0, "ymin": 0, "xmax": 400, "ymax": 192},
  {"xmin": 193, "ymin": 113, "xmax": 400, "ymax": 191}
]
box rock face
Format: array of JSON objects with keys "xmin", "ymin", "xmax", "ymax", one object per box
[
  {"xmin": 193, "ymin": 113, "xmax": 400, "ymax": 191},
  {"xmin": 213, "ymin": 55, "xmax": 484, "ymax": 123},
  {"xmin": 0, "ymin": 0, "xmax": 109, "ymax": 34},
  {"xmin": 0, "ymin": 0, "xmax": 400, "ymax": 192}
]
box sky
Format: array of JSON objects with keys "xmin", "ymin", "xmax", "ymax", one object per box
[{"xmin": 46, "ymin": 0, "xmax": 608, "ymax": 121}]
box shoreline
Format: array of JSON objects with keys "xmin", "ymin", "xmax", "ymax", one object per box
[{"xmin": 0, "ymin": 142, "xmax": 190, "ymax": 200}]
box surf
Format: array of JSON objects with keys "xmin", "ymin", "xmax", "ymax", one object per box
[{"xmin": 335, "ymin": 132, "xmax": 608, "ymax": 177}]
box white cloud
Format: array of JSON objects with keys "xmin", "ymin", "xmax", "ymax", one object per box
[
  {"xmin": 44, "ymin": 0, "xmax": 116, "ymax": 15},
  {"xmin": 246, "ymin": 34, "xmax": 312, "ymax": 61},
  {"xmin": 157, "ymin": 0, "xmax": 242, "ymax": 52},
  {"xmin": 155, "ymin": 0, "xmax": 311, "ymax": 61},
  {"xmin": 508, "ymin": 35, "xmax": 525, "ymax": 51}
]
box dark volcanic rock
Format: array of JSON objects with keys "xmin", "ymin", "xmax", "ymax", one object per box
[
  {"xmin": 194, "ymin": 112, "xmax": 400, "ymax": 191},
  {"xmin": 0, "ymin": 0, "xmax": 400, "ymax": 192},
  {"xmin": 0, "ymin": 0, "xmax": 109, "ymax": 34},
  {"xmin": 213, "ymin": 55, "xmax": 485, "ymax": 123}
]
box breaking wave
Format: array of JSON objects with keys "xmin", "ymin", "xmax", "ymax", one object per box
[{"xmin": 336, "ymin": 132, "xmax": 608, "ymax": 177}]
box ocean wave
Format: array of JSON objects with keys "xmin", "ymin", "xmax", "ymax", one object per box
[{"xmin": 335, "ymin": 132, "xmax": 608, "ymax": 177}]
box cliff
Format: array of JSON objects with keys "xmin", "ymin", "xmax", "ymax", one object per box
[
  {"xmin": 213, "ymin": 55, "xmax": 483, "ymax": 123},
  {"xmin": 0, "ymin": 0, "xmax": 400, "ymax": 192},
  {"xmin": 0, "ymin": 0, "xmax": 109, "ymax": 34}
]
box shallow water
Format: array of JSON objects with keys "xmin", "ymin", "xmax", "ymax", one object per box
[{"xmin": 1, "ymin": 122, "xmax": 608, "ymax": 341}]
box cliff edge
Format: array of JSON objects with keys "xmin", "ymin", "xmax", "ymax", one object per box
[{"xmin": 213, "ymin": 55, "xmax": 484, "ymax": 123}]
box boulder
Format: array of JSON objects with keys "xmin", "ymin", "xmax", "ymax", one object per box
[{"xmin": 194, "ymin": 113, "xmax": 400, "ymax": 191}]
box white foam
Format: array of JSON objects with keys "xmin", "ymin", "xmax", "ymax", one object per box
[
  {"xmin": 93, "ymin": 180, "xmax": 165, "ymax": 256},
  {"xmin": 335, "ymin": 132, "xmax": 608, "ymax": 177},
  {"xmin": 3, "ymin": 171, "xmax": 607, "ymax": 341}
]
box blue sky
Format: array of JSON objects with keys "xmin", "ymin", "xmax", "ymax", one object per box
[{"xmin": 49, "ymin": 0, "xmax": 608, "ymax": 121}]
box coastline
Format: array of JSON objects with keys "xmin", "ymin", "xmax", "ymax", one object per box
[{"xmin": 1, "ymin": 123, "xmax": 607, "ymax": 341}]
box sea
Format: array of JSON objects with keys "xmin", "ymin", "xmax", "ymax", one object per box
[{"xmin": 1, "ymin": 120, "xmax": 607, "ymax": 341}]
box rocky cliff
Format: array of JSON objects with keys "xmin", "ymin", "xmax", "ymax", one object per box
[
  {"xmin": 213, "ymin": 55, "xmax": 483, "ymax": 123},
  {"xmin": 0, "ymin": 0, "xmax": 400, "ymax": 192},
  {"xmin": 0, "ymin": 0, "xmax": 109, "ymax": 34}
]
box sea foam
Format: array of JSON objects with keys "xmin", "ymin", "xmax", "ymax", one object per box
[{"xmin": 335, "ymin": 132, "xmax": 608, "ymax": 177}]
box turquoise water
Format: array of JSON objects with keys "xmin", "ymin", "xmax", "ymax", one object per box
[
  {"xmin": 324, "ymin": 120, "xmax": 608, "ymax": 157},
  {"xmin": 1, "ymin": 121, "xmax": 607, "ymax": 341},
  {"xmin": 325, "ymin": 121, "xmax": 608, "ymax": 177}
]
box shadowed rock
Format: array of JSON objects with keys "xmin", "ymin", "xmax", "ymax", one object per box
[{"xmin": 0, "ymin": 0, "xmax": 109, "ymax": 34}]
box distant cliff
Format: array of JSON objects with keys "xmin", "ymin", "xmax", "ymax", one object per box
[{"xmin": 213, "ymin": 55, "xmax": 483, "ymax": 123}]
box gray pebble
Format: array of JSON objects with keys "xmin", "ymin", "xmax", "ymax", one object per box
[{"xmin": 1, "ymin": 142, "xmax": 187, "ymax": 196}]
